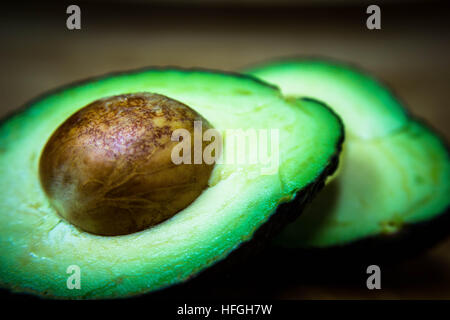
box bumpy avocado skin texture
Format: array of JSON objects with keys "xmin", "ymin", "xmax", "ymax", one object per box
[
  {"xmin": 0, "ymin": 68, "xmax": 343, "ymax": 298},
  {"xmin": 246, "ymin": 59, "xmax": 450, "ymax": 257}
]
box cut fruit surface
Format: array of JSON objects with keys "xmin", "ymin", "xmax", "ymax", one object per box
[
  {"xmin": 0, "ymin": 68, "xmax": 343, "ymax": 298},
  {"xmin": 246, "ymin": 59, "xmax": 450, "ymax": 250}
]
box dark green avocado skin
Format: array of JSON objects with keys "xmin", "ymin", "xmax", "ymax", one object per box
[{"xmin": 0, "ymin": 68, "xmax": 344, "ymax": 299}]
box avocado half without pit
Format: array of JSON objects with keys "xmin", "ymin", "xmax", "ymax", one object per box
[
  {"xmin": 0, "ymin": 68, "xmax": 343, "ymax": 298},
  {"xmin": 246, "ymin": 59, "xmax": 450, "ymax": 259}
]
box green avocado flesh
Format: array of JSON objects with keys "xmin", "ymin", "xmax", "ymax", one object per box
[
  {"xmin": 0, "ymin": 69, "xmax": 342, "ymax": 298},
  {"xmin": 246, "ymin": 60, "xmax": 450, "ymax": 248}
]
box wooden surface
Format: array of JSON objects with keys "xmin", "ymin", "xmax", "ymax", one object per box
[{"xmin": 0, "ymin": 2, "xmax": 449, "ymax": 299}]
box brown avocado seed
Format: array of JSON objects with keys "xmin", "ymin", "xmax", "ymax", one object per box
[{"xmin": 39, "ymin": 92, "xmax": 214, "ymax": 236}]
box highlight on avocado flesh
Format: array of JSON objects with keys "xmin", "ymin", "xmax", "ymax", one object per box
[
  {"xmin": 39, "ymin": 92, "xmax": 214, "ymax": 236},
  {"xmin": 246, "ymin": 59, "xmax": 450, "ymax": 249},
  {"xmin": 0, "ymin": 68, "xmax": 343, "ymax": 298}
]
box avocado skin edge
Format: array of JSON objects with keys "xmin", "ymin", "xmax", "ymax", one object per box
[{"xmin": 0, "ymin": 69, "xmax": 344, "ymax": 299}]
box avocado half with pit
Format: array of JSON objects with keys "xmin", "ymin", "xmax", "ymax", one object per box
[
  {"xmin": 0, "ymin": 68, "xmax": 343, "ymax": 298},
  {"xmin": 246, "ymin": 59, "xmax": 450, "ymax": 259}
]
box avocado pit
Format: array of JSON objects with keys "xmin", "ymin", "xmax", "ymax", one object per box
[{"xmin": 39, "ymin": 92, "xmax": 214, "ymax": 236}]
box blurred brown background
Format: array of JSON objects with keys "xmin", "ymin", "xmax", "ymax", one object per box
[{"xmin": 0, "ymin": 0, "xmax": 449, "ymax": 299}]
